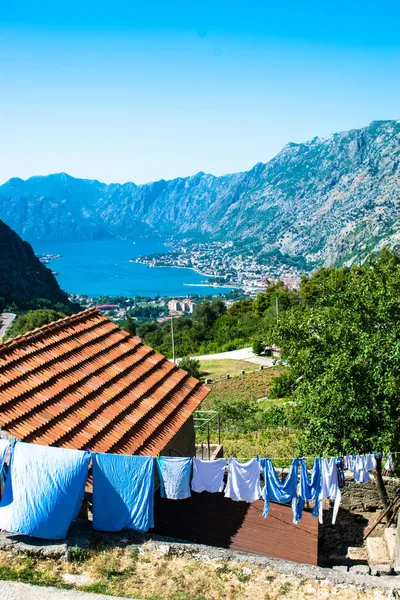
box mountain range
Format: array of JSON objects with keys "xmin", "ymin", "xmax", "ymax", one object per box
[{"xmin": 1, "ymin": 119, "xmax": 400, "ymax": 269}]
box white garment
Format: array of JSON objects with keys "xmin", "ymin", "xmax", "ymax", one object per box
[
  {"xmin": 224, "ymin": 458, "xmax": 261, "ymax": 503},
  {"xmin": 384, "ymin": 453, "xmax": 394, "ymax": 472},
  {"xmin": 353, "ymin": 454, "xmax": 376, "ymax": 483},
  {"xmin": 319, "ymin": 458, "xmax": 341, "ymax": 525},
  {"xmin": 191, "ymin": 458, "xmax": 226, "ymax": 493},
  {"xmin": 365, "ymin": 454, "xmax": 376, "ymax": 472}
]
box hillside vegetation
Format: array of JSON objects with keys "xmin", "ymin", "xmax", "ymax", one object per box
[
  {"xmin": 190, "ymin": 248, "xmax": 400, "ymax": 466},
  {"xmin": 0, "ymin": 220, "xmax": 78, "ymax": 315},
  {"xmin": 1, "ymin": 120, "xmax": 400, "ymax": 269}
]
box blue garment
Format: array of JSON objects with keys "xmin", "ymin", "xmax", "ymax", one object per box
[
  {"xmin": 260, "ymin": 458, "xmax": 299, "ymax": 524},
  {"xmin": 298, "ymin": 458, "xmax": 321, "ymax": 519},
  {"xmin": 156, "ymin": 456, "xmax": 192, "ymax": 499},
  {"xmin": 92, "ymin": 453, "xmax": 155, "ymax": 532},
  {"xmin": 336, "ymin": 457, "xmax": 346, "ymax": 489},
  {"xmin": 0, "ymin": 442, "xmax": 90, "ymax": 540},
  {"xmin": 0, "ymin": 440, "xmax": 9, "ymax": 473}
]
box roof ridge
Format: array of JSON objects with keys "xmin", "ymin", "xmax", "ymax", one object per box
[{"xmin": 0, "ymin": 307, "xmax": 100, "ymax": 353}]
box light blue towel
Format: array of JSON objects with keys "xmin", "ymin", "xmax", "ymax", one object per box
[
  {"xmin": 298, "ymin": 458, "xmax": 321, "ymax": 519},
  {"xmin": 156, "ymin": 456, "xmax": 192, "ymax": 499},
  {"xmin": 0, "ymin": 442, "xmax": 90, "ymax": 540},
  {"xmin": 92, "ymin": 453, "xmax": 155, "ymax": 532},
  {"xmin": 260, "ymin": 458, "xmax": 299, "ymax": 524}
]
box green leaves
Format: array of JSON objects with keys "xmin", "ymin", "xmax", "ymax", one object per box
[{"xmin": 272, "ymin": 248, "xmax": 400, "ymax": 455}]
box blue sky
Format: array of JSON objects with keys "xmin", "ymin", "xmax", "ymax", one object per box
[{"xmin": 1, "ymin": 0, "xmax": 400, "ymax": 184}]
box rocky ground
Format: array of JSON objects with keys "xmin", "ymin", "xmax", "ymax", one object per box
[{"xmin": 0, "ymin": 523, "xmax": 399, "ymax": 600}]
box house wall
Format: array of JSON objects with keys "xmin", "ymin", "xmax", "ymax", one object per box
[{"xmin": 162, "ymin": 416, "xmax": 196, "ymax": 457}]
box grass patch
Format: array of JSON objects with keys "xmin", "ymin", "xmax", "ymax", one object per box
[
  {"xmin": 196, "ymin": 367, "xmax": 299, "ymax": 463},
  {"xmin": 0, "ymin": 547, "xmax": 378, "ymax": 600},
  {"xmin": 202, "ymin": 367, "xmax": 288, "ymax": 409},
  {"xmin": 199, "ymin": 359, "xmax": 260, "ymax": 380}
]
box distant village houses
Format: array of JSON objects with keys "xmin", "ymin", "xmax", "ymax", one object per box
[{"xmin": 167, "ymin": 298, "xmax": 196, "ymax": 315}]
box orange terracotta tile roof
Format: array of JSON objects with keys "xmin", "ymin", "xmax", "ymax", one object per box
[{"xmin": 0, "ymin": 308, "xmax": 209, "ymax": 455}]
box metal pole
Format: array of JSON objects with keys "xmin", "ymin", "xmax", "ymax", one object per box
[
  {"xmin": 171, "ymin": 316, "xmax": 175, "ymax": 364},
  {"xmin": 207, "ymin": 424, "xmax": 210, "ymax": 460},
  {"xmin": 218, "ymin": 413, "xmax": 221, "ymax": 446}
]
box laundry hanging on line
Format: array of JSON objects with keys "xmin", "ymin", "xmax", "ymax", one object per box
[
  {"xmin": 298, "ymin": 458, "xmax": 321, "ymax": 520},
  {"xmin": 0, "ymin": 442, "xmax": 90, "ymax": 540},
  {"xmin": 224, "ymin": 458, "xmax": 261, "ymax": 503},
  {"xmin": 191, "ymin": 457, "xmax": 226, "ymax": 494},
  {"xmin": 318, "ymin": 457, "xmax": 342, "ymax": 525},
  {"xmin": 0, "ymin": 440, "xmax": 9, "ymax": 474},
  {"xmin": 156, "ymin": 456, "xmax": 192, "ymax": 500},
  {"xmin": 0, "ymin": 440, "xmax": 394, "ymax": 542},
  {"xmin": 260, "ymin": 458, "xmax": 299, "ymax": 524},
  {"xmin": 92, "ymin": 453, "xmax": 155, "ymax": 533}
]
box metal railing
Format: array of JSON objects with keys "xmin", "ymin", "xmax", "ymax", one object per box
[{"xmin": 193, "ymin": 410, "xmax": 221, "ymax": 459}]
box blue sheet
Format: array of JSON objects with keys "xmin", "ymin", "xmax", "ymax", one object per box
[
  {"xmin": 92, "ymin": 453, "xmax": 155, "ymax": 532},
  {"xmin": 260, "ymin": 458, "xmax": 299, "ymax": 524},
  {"xmin": 0, "ymin": 442, "xmax": 90, "ymax": 540},
  {"xmin": 156, "ymin": 456, "xmax": 192, "ymax": 499},
  {"xmin": 298, "ymin": 458, "xmax": 321, "ymax": 519}
]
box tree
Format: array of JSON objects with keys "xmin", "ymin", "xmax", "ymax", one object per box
[
  {"xmin": 178, "ymin": 356, "xmax": 201, "ymax": 379},
  {"xmin": 193, "ymin": 299, "xmax": 226, "ymax": 328},
  {"xmin": 252, "ymin": 339, "xmax": 265, "ymax": 356},
  {"xmin": 270, "ymin": 249, "xmax": 400, "ymax": 516},
  {"xmin": 123, "ymin": 315, "xmax": 137, "ymax": 336},
  {"xmin": 5, "ymin": 309, "xmax": 65, "ymax": 339}
]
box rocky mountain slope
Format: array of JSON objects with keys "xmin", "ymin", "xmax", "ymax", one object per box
[
  {"xmin": 0, "ymin": 220, "xmax": 76, "ymax": 312},
  {"xmin": 1, "ymin": 119, "xmax": 400, "ymax": 268}
]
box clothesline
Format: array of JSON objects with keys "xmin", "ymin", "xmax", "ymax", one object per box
[{"xmin": 0, "ymin": 440, "xmax": 396, "ymax": 543}]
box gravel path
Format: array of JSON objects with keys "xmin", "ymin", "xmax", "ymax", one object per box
[
  {"xmin": 0, "ymin": 313, "xmax": 16, "ymax": 340},
  {"xmin": 190, "ymin": 346, "xmax": 274, "ymax": 366},
  {"xmin": 0, "ymin": 581, "xmax": 131, "ymax": 600}
]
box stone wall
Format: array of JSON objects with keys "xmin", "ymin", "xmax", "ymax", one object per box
[{"xmin": 341, "ymin": 475, "xmax": 400, "ymax": 512}]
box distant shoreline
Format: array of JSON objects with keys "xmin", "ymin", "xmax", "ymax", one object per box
[{"xmin": 132, "ymin": 260, "xmax": 235, "ymax": 290}]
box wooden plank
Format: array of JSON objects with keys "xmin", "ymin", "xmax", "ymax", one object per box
[{"xmin": 152, "ymin": 492, "xmax": 318, "ymax": 565}]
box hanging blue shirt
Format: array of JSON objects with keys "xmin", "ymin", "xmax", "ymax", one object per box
[
  {"xmin": 156, "ymin": 456, "xmax": 192, "ymax": 499},
  {"xmin": 260, "ymin": 458, "xmax": 299, "ymax": 524},
  {"xmin": 92, "ymin": 453, "xmax": 155, "ymax": 532},
  {"xmin": 298, "ymin": 458, "xmax": 321, "ymax": 519},
  {"xmin": 0, "ymin": 442, "xmax": 90, "ymax": 540}
]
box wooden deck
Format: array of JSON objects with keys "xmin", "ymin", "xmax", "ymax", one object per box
[{"xmin": 152, "ymin": 491, "xmax": 318, "ymax": 565}]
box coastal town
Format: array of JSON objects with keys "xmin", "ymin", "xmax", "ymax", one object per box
[{"xmin": 134, "ymin": 240, "xmax": 300, "ymax": 293}]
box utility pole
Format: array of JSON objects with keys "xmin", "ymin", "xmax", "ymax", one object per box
[{"xmin": 171, "ymin": 316, "xmax": 175, "ymax": 364}]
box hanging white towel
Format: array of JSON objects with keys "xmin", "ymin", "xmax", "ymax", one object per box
[
  {"xmin": 384, "ymin": 453, "xmax": 394, "ymax": 472},
  {"xmin": 191, "ymin": 458, "xmax": 226, "ymax": 493},
  {"xmin": 224, "ymin": 458, "xmax": 261, "ymax": 503},
  {"xmin": 364, "ymin": 453, "xmax": 376, "ymax": 472},
  {"xmin": 319, "ymin": 457, "xmax": 341, "ymax": 525}
]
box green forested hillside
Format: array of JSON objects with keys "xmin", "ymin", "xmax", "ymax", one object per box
[{"xmin": 0, "ymin": 219, "xmax": 78, "ymax": 314}]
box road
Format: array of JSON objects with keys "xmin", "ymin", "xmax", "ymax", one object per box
[
  {"xmin": 189, "ymin": 347, "xmax": 274, "ymax": 367},
  {"xmin": 0, "ymin": 313, "xmax": 16, "ymax": 340},
  {"xmin": 0, "ymin": 581, "xmax": 131, "ymax": 600}
]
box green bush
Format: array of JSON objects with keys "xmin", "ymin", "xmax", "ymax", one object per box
[
  {"xmin": 252, "ymin": 339, "xmax": 265, "ymax": 355},
  {"xmin": 269, "ymin": 371, "xmax": 295, "ymax": 398},
  {"xmin": 178, "ymin": 356, "xmax": 201, "ymax": 379}
]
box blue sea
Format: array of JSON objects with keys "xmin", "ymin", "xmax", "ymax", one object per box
[{"xmin": 33, "ymin": 238, "xmax": 233, "ymax": 298}]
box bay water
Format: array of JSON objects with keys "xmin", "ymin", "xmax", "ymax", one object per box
[{"xmin": 33, "ymin": 238, "xmax": 233, "ymax": 298}]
